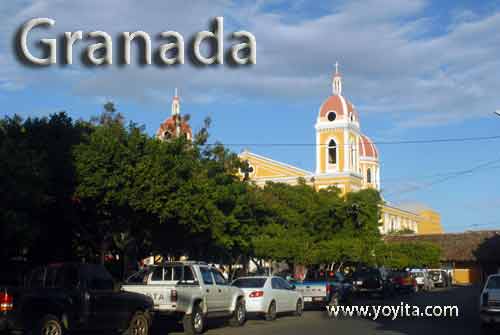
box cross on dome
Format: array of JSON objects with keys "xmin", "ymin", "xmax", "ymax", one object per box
[
  {"xmin": 172, "ymin": 88, "xmax": 180, "ymax": 116},
  {"xmin": 332, "ymin": 61, "xmax": 342, "ymax": 96}
]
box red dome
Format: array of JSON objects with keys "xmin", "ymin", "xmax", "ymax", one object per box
[
  {"xmin": 359, "ymin": 134, "xmax": 378, "ymax": 160},
  {"xmin": 319, "ymin": 95, "xmax": 359, "ymax": 122},
  {"xmin": 157, "ymin": 115, "xmax": 192, "ymax": 140}
]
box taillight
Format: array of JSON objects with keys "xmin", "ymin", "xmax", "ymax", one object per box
[
  {"xmin": 171, "ymin": 289, "xmax": 178, "ymax": 303},
  {"xmin": 0, "ymin": 292, "xmax": 13, "ymax": 312},
  {"xmin": 483, "ymin": 292, "xmax": 489, "ymax": 307},
  {"xmin": 326, "ymin": 284, "xmax": 331, "ymax": 294},
  {"xmin": 249, "ymin": 291, "xmax": 264, "ymax": 298}
]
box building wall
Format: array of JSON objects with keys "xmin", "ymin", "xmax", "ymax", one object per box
[
  {"xmin": 317, "ymin": 129, "xmax": 346, "ymax": 174},
  {"xmin": 380, "ymin": 204, "xmax": 420, "ymax": 234},
  {"xmin": 417, "ymin": 209, "xmax": 443, "ymax": 234}
]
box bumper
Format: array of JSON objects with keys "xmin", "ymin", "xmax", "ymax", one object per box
[
  {"xmin": 0, "ymin": 315, "xmax": 18, "ymax": 333},
  {"xmin": 480, "ymin": 309, "xmax": 500, "ymax": 324},
  {"xmin": 394, "ymin": 285, "xmax": 414, "ymax": 291},
  {"xmin": 353, "ymin": 286, "xmax": 383, "ymax": 293},
  {"xmin": 245, "ymin": 298, "xmax": 268, "ymax": 313},
  {"xmin": 303, "ymin": 296, "xmax": 328, "ymax": 306}
]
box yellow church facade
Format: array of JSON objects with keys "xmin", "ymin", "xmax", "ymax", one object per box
[{"xmin": 239, "ymin": 65, "xmax": 443, "ymax": 235}]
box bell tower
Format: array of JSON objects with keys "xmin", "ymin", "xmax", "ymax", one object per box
[{"xmin": 314, "ymin": 63, "xmax": 362, "ymax": 192}]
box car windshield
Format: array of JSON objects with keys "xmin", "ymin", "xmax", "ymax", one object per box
[
  {"xmin": 305, "ymin": 270, "xmax": 327, "ymax": 281},
  {"xmin": 125, "ymin": 268, "xmax": 151, "ymax": 283},
  {"xmin": 487, "ymin": 276, "xmax": 500, "ymax": 289},
  {"xmin": 232, "ymin": 278, "xmax": 267, "ymax": 288},
  {"xmin": 392, "ymin": 271, "xmax": 409, "ymax": 278},
  {"xmin": 353, "ymin": 269, "xmax": 379, "ymax": 279}
]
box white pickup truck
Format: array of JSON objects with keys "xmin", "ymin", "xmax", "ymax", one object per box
[{"xmin": 122, "ymin": 261, "xmax": 246, "ymax": 335}]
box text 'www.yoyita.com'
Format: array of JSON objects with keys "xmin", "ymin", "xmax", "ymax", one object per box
[{"xmin": 326, "ymin": 303, "xmax": 459, "ymax": 321}]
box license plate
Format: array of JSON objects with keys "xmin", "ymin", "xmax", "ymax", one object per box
[
  {"xmin": 304, "ymin": 297, "xmax": 312, "ymax": 302},
  {"xmin": 313, "ymin": 297, "xmax": 323, "ymax": 302}
]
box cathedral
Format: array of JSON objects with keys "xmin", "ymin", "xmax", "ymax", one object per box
[
  {"xmin": 238, "ymin": 64, "xmax": 443, "ymax": 235},
  {"xmin": 157, "ymin": 68, "xmax": 443, "ymax": 235}
]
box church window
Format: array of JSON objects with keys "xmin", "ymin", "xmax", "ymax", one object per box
[
  {"xmin": 327, "ymin": 111, "xmax": 336, "ymax": 122},
  {"xmin": 367, "ymin": 168, "xmax": 372, "ymax": 183},
  {"xmin": 328, "ymin": 139, "xmax": 337, "ymax": 164}
]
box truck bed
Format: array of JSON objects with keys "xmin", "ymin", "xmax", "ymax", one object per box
[{"xmin": 121, "ymin": 283, "xmax": 201, "ymax": 314}]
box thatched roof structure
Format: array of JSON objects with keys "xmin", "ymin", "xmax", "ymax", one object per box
[{"xmin": 385, "ymin": 231, "xmax": 500, "ymax": 263}]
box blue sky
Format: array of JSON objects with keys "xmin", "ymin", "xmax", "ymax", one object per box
[{"xmin": 1, "ymin": 0, "xmax": 500, "ymax": 232}]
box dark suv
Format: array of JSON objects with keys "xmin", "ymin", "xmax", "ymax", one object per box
[
  {"xmin": 350, "ymin": 267, "xmax": 394, "ymax": 298},
  {"xmin": 0, "ymin": 263, "xmax": 153, "ymax": 335}
]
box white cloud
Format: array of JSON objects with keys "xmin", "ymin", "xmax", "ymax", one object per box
[{"xmin": 2, "ymin": 0, "xmax": 500, "ymax": 128}]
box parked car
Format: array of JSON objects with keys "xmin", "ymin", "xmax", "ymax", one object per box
[
  {"xmin": 0, "ymin": 263, "xmax": 153, "ymax": 335},
  {"xmin": 325, "ymin": 271, "xmax": 353, "ymax": 305},
  {"xmin": 480, "ymin": 274, "xmax": 500, "ymax": 332},
  {"xmin": 292, "ymin": 270, "xmax": 339, "ymax": 308},
  {"xmin": 122, "ymin": 261, "xmax": 246, "ymax": 335},
  {"xmin": 389, "ymin": 270, "xmax": 417, "ymax": 293},
  {"xmin": 231, "ymin": 276, "xmax": 303, "ymax": 320},
  {"xmin": 428, "ymin": 269, "xmax": 451, "ymax": 288},
  {"xmin": 350, "ymin": 267, "xmax": 394, "ymax": 298},
  {"xmin": 410, "ymin": 269, "xmax": 434, "ymax": 291}
]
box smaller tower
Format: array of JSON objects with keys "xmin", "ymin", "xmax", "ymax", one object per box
[{"xmin": 156, "ymin": 88, "xmax": 192, "ymax": 141}]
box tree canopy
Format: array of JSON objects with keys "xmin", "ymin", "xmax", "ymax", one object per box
[{"xmin": 0, "ymin": 104, "xmax": 441, "ymax": 275}]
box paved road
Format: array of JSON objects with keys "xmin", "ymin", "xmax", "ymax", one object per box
[{"xmin": 155, "ymin": 286, "xmax": 482, "ymax": 335}]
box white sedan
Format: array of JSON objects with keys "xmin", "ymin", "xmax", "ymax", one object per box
[{"xmin": 232, "ymin": 276, "xmax": 303, "ymax": 320}]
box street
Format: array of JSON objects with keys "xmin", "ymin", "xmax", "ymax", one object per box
[{"xmin": 156, "ymin": 286, "xmax": 480, "ymax": 335}]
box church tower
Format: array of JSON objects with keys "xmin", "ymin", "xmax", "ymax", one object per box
[
  {"xmin": 314, "ymin": 63, "xmax": 363, "ymax": 192},
  {"xmin": 156, "ymin": 88, "xmax": 192, "ymax": 141}
]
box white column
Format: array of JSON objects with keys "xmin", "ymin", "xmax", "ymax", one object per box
[
  {"xmin": 344, "ymin": 129, "xmax": 349, "ymax": 172},
  {"xmin": 316, "ymin": 128, "xmax": 321, "ymax": 174}
]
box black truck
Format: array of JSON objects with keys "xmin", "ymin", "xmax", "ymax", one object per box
[{"xmin": 0, "ymin": 262, "xmax": 153, "ymax": 335}]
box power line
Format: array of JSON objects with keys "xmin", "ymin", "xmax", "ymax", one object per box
[
  {"xmin": 383, "ymin": 156, "xmax": 500, "ymax": 197},
  {"xmin": 203, "ymin": 134, "xmax": 500, "ymax": 147},
  {"xmin": 383, "ymin": 165, "xmax": 500, "ymax": 183}
]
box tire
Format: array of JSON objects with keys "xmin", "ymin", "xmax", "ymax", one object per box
[
  {"xmin": 265, "ymin": 300, "xmax": 277, "ymax": 321},
  {"xmin": 183, "ymin": 304, "xmax": 205, "ymax": 335},
  {"xmin": 124, "ymin": 311, "xmax": 150, "ymax": 335},
  {"xmin": 294, "ymin": 299, "xmax": 303, "ymax": 317},
  {"xmin": 329, "ymin": 294, "xmax": 339, "ymax": 307},
  {"xmin": 480, "ymin": 321, "xmax": 493, "ymax": 335},
  {"xmin": 229, "ymin": 298, "xmax": 246, "ymax": 327},
  {"xmin": 34, "ymin": 315, "xmax": 64, "ymax": 335}
]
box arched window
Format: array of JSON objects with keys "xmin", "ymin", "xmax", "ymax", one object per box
[
  {"xmin": 367, "ymin": 168, "xmax": 372, "ymax": 184},
  {"xmin": 328, "ymin": 139, "xmax": 337, "ymax": 164}
]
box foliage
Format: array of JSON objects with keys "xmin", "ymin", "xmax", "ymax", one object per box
[
  {"xmin": 0, "ymin": 104, "xmax": 439, "ymax": 276},
  {"xmin": 379, "ymin": 241, "xmax": 441, "ymax": 269},
  {"xmin": 0, "ymin": 112, "xmax": 90, "ymax": 262}
]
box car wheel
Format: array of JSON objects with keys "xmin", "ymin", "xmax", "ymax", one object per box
[
  {"xmin": 183, "ymin": 304, "xmax": 205, "ymax": 335},
  {"xmin": 480, "ymin": 321, "xmax": 493, "ymax": 334},
  {"xmin": 294, "ymin": 299, "xmax": 303, "ymax": 317},
  {"xmin": 329, "ymin": 294, "xmax": 340, "ymax": 307},
  {"xmin": 36, "ymin": 315, "xmax": 64, "ymax": 335},
  {"xmin": 124, "ymin": 311, "xmax": 150, "ymax": 335},
  {"xmin": 229, "ymin": 298, "xmax": 246, "ymax": 327},
  {"xmin": 265, "ymin": 301, "xmax": 277, "ymax": 321}
]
